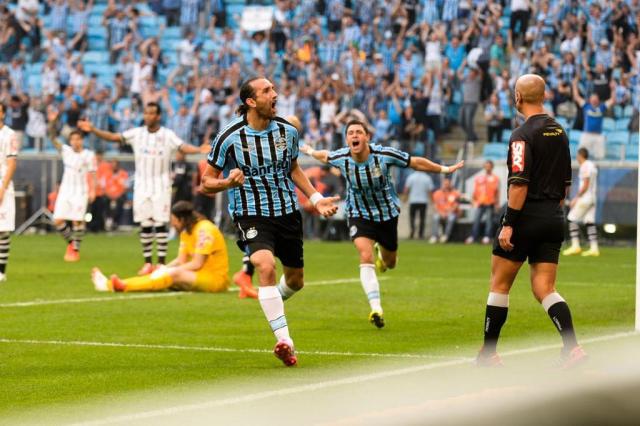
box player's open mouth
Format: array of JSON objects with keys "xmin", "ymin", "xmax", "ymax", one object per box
[{"xmin": 352, "ymin": 140, "xmax": 360, "ymax": 147}]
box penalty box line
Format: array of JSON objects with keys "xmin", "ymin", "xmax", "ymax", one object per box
[
  {"xmin": 67, "ymin": 331, "xmax": 639, "ymax": 426},
  {"xmin": 0, "ymin": 277, "xmax": 383, "ymax": 308}
]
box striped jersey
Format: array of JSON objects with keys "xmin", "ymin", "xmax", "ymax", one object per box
[
  {"xmin": 0, "ymin": 125, "xmax": 18, "ymax": 192},
  {"xmin": 121, "ymin": 126, "xmax": 184, "ymax": 196},
  {"xmin": 59, "ymin": 145, "xmax": 97, "ymax": 198},
  {"xmin": 328, "ymin": 144, "xmax": 411, "ymax": 222},
  {"xmin": 208, "ymin": 115, "xmax": 299, "ymax": 218}
]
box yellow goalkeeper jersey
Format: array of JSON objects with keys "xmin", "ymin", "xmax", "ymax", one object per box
[{"xmin": 179, "ymin": 219, "xmax": 229, "ymax": 284}]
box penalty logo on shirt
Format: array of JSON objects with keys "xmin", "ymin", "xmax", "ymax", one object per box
[
  {"xmin": 246, "ymin": 227, "xmax": 258, "ymax": 239},
  {"xmin": 275, "ymin": 137, "xmax": 287, "ymax": 151}
]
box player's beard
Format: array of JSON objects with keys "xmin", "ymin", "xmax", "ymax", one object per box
[{"xmin": 257, "ymin": 102, "xmax": 276, "ymax": 120}]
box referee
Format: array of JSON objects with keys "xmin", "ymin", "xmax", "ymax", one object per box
[
  {"xmin": 477, "ymin": 74, "xmax": 587, "ymax": 369},
  {"xmin": 200, "ymin": 77, "xmax": 339, "ymax": 367}
]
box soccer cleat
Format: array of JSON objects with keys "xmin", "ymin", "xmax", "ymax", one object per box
[
  {"xmin": 374, "ymin": 243, "xmax": 387, "ymax": 273},
  {"xmin": 273, "ymin": 339, "xmax": 297, "ymax": 367},
  {"xmin": 64, "ymin": 243, "xmax": 80, "ymax": 262},
  {"xmin": 91, "ymin": 268, "xmax": 112, "ymax": 292},
  {"xmin": 233, "ymin": 271, "xmax": 258, "ymax": 299},
  {"xmin": 482, "ymin": 236, "xmax": 491, "ymax": 245},
  {"xmin": 109, "ymin": 274, "xmax": 127, "ymax": 292},
  {"xmin": 439, "ymin": 235, "xmax": 448, "ymax": 243},
  {"xmin": 0, "ymin": 271, "xmax": 6, "ymax": 283},
  {"xmin": 562, "ymin": 246, "xmax": 582, "ymax": 256},
  {"xmin": 369, "ymin": 310, "xmax": 385, "ymax": 328},
  {"xmin": 559, "ymin": 345, "xmax": 588, "ymax": 369},
  {"xmin": 137, "ymin": 262, "xmax": 156, "ymax": 276},
  {"xmin": 464, "ymin": 236, "xmax": 474, "ymax": 245},
  {"xmin": 428, "ymin": 236, "xmax": 438, "ymax": 244},
  {"xmin": 476, "ymin": 348, "xmax": 504, "ymax": 367},
  {"xmin": 581, "ymin": 249, "xmax": 600, "ymax": 257}
]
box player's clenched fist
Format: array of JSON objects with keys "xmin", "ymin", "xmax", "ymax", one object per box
[{"xmin": 226, "ymin": 168, "xmax": 245, "ymax": 188}]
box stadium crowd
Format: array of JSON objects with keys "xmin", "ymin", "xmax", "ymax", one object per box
[{"xmin": 3, "ymin": 0, "xmax": 640, "ymax": 239}]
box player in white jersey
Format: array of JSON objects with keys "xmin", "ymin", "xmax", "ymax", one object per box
[
  {"xmin": 563, "ymin": 147, "xmax": 599, "ymax": 257},
  {"xmin": 49, "ymin": 115, "xmax": 97, "ymax": 262},
  {"xmin": 0, "ymin": 103, "xmax": 18, "ymax": 282},
  {"xmin": 78, "ymin": 102, "xmax": 206, "ymax": 274}
]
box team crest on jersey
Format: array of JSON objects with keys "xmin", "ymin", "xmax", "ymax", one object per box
[
  {"xmin": 246, "ymin": 227, "xmax": 258, "ymax": 239},
  {"xmin": 349, "ymin": 225, "xmax": 357, "ymax": 237},
  {"xmin": 511, "ymin": 141, "xmax": 525, "ymax": 173},
  {"xmin": 275, "ymin": 137, "xmax": 287, "ymax": 151},
  {"xmin": 372, "ymin": 165, "xmax": 382, "ymax": 178}
]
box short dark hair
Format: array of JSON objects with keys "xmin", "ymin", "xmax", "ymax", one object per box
[
  {"xmin": 345, "ymin": 120, "xmax": 369, "ymax": 135},
  {"xmin": 69, "ymin": 130, "xmax": 84, "ymax": 140},
  {"xmin": 578, "ymin": 147, "xmax": 589, "ymax": 159},
  {"xmin": 145, "ymin": 102, "xmax": 162, "ymax": 115},
  {"xmin": 171, "ymin": 201, "xmax": 202, "ymax": 233},
  {"xmin": 236, "ymin": 77, "xmax": 262, "ymax": 116}
]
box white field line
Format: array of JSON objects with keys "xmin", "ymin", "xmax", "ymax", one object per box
[
  {"xmin": 0, "ymin": 337, "xmax": 458, "ymax": 360},
  {"xmin": 66, "ymin": 330, "xmax": 639, "ymax": 426},
  {"xmin": 0, "ymin": 277, "xmax": 382, "ymax": 308}
]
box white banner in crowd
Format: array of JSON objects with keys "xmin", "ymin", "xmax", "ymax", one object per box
[{"xmin": 241, "ymin": 6, "xmax": 274, "ymax": 33}]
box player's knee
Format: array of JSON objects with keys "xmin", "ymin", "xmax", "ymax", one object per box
[
  {"xmin": 532, "ymin": 286, "xmax": 555, "ymax": 303},
  {"xmin": 359, "ymin": 251, "xmax": 374, "ymax": 264}
]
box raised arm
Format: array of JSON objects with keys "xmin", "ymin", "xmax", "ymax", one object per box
[
  {"xmin": 409, "ymin": 156, "xmax": 464, "ymax": 174},
  {"xmin": 77, "ymin": 118, "xmax": 123, "ymax": 143},
  {"xmin": 571, "ymin": 78, "xmax": 585, "ymax": 107},
  {"xmin": 300, "ymin": 145, "xmax": 329, "ymax": 163}
]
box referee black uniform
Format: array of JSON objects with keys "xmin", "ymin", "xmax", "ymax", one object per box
[{"xmin": 492, "ymin": 113, "xmax": 572, "ymax": 264}]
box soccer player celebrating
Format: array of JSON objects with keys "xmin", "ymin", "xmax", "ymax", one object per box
[
  {"xmin": 563, "ymin": 147, "xmax": 599, "ymax": 257},
  {"xmin": 91, "ymin": 201, "xmax": 229, "ymax": 293},
  {"xmin": 301, "ymin": 120, "xmax": 463, "ymax": 328},
  {"xmin": 49, "ymin": 113, "xmax": 97, "ymax": 262},
  {"xmin": 200, "ymin": 77, "xmax": 339, "ymax": 367},
  {"xmin": 0, "ymin": 104, "xmax": 18, "ymax": 282},
  {"xmin": 78, "ymin": 103, "xmax": 206, "ymax": 274},
  {"xmin": 478, "ymin": 74, "xmax": 587, "ymax": 368}
]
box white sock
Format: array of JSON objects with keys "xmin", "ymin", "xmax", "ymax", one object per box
[
  {"xmin": 258, "ymin": 286, "xmax": 290, "ymax": 342},
  {"xmin": 360, "ymin": 264, "xmax": 382, "ymax": 312},
  {"xmin": 276, "ymin": 274, "xmax": 298, "ymax": 300}
]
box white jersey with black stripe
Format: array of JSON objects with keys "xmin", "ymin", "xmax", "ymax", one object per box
[
  {"xmin": 122, "ymin": 126, "xmax": 184, "ymax": 196},
  {"xmin": 59, "ymin": 145, "xmax": 96, "ymax": 198},
  {"xmin": 0, "ymin": 125, "xmax": 18, "ymax": 192}
]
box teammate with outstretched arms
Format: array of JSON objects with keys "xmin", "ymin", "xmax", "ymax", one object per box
[
  {"xmin": 78, "ymin": 103, "xmax": 206, "ymax": 274},
  {"xmin": 200, "ymin": 77, "xmax": 339, "ymax": 366},
  {"xmin": 301, "ymin": 120, "xmax": 463, "ymax": 327}
]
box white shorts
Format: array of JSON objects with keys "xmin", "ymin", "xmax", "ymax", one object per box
[
  {"xmin": 53, "ymin": 194, "xmax": 88, "ymax": 222},
  {"xmin": 567, "ymin": 197, "xmax": 596, "ymax": 224},
  {"xmin": 133, "ymin": 191, "xmax": 171, "ymax": 224},
  {"xmin": 0, "ymin": 191, "xmax": 15, "ymax": 232},
  {"xmin": 579, "ymin": 132, "xmax": 605, "ymax": 160}
]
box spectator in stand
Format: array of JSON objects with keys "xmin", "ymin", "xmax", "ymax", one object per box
[
  {"xmin": 458, "ymin": 62, "xmax": 482, "ymax": 142},
  {"xmin": 484, "ymin": 93, "xmax": 503, "ymax": 143},
  {"xmin": 403, "ymin": 170, "xmax": 434, "ymax": 240},
  {"xmin": 430, "ymin": 178, "xmax": 461, "ymax": 244},
  {"xmin": 69, "ymin": 0, "xmax": 93, "ymax": 52},
  {"xmin": 465, "ymin": 160, "xmax": 500, "ymax": 245},
  {"xmin": 163, "ymin": 0, "xmax": 181, "ymax": 27},
  {"xmin": 572, "ymin": 77, "xmax": 617, "ymax": 160}
]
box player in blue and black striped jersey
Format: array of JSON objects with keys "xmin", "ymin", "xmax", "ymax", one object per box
[
  {"xmin": 302, "ymin": 120, "xmax": 463, "ymax": 328},
  {"xmin": 200, "ymin": 77, "xmax": 339, "ymax": 367}
]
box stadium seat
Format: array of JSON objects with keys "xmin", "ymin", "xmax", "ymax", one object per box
[
  {"xmin": 607, "ymin": 131, "xmax": 630, "ymax": 145},
  {"xmin": 625, "ymin": 143, "xmax": 638, "ymax": 160},
  {"xmin": 615, "ymin": 118, "xmax": 631, "ymax": 131},
  {"xmin": 89, "ymin": 14, "xmax": 103, "ymax": 27},
  {"xmin": 412, "ymin": 141, "xmax": 425, "ymax": 157},
  {"xmin": 88, "ymin": 26, "xmax": 108, "ymax": 38},
  {"xmin": 613, "ymin": 105, "xmax": 623, "ymax": 118},
  {"xmin": 623, "ymin": 105, "xmax": 634, "ymax": 118},
  {"xmin": 88, "ymin": 36, "xmax": 106, "ymax": 50},
  {"xmin": 482, "ymin": 143, "xmax": 508, "ymax": 160},
  {"xmin": 163, "ymin": 27, "xmax": 183, "ymax": 40},
  {"xmin": 569, "ymin": 140, "xmax": 579, "ymax": 159},
  {"xmin": 501, "ymin": 130, "xmax": 512, "ymax": 144},
  {"xmin": 82, "ymin": 51, "xmax": 109, "ymax": 64},
  {"xmin": 631, "ymin": 133, "xmax": 639, "ymax": 144},
  {"xmin": 602, "ymin": 117, "xmax": 616, "ymax": 132},
  {"xmin": 605, "ymin": 142, "xmax": 623, "ymax": 161},
  {"xmin": 569, "ymin": 130, "xmax": 582, "ymax": 144}
]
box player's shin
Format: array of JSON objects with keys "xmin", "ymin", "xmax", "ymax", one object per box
[
  {"xmin": 568, "ymin": 221, "xmax": 581, "ymax": 249},
  {"xmin": 258, "ymin": 286, "xmax": 291, "ymax": 342},
  {"xmin": 360, "ymin": 264, "xmax": 382, "ymax": 312},
  {"xmin": 0, "ymin": 232, "xmax": 9, "ymax": 274},
  {"xmin": 482, "ymin": 292, "xmax": 509, "ymax": 354},
  {"xmin": 542, "ymin": 292, "xmax": 578, "ymax": 351},
  {"xmin": 56, "ymin": 221, "xmax": 72, "ymax": 243},
  {"xmin": 71, "ymin": 223, "xmax": 85, "ymax": 252},
  {"xmin": 140, "ymin": 225, "xmax": 154, "ymax": 264},
  {"xmin": 586, "ymin": 223, "xmax": 599, "ymax": 252},
  {"xmin": 155, "ymin": 224, "xmax": 169, "ymax": 265}
]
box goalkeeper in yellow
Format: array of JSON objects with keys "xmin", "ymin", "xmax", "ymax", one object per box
[{"xmin": 91, "ymin": 201, "xmax": 229, "ymax": 293}]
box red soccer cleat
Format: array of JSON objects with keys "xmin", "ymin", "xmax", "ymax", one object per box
[
  {"xmin": 64, "ymin": 243, "xmax": 80, "ymax": 262},
  {"xmin": 109, "ymin": 274, "xmax": 127, "ymax": 292},
  {"xmin": 137, "ymin": 263, "xmax": 156, "ymax": 276},
  {"xmin": 273, "ymin": 339, "xmax": 297, "ymax": 367},
  {"xmin": 233, "ymin": 271, "xmax": 258, "ymax": 299},
  {"xmin": 559, "ymin": 345, "xmax": 588, "ymax": 369},
  {"xmin": 476, "ymin": 347, "xmax": 504, "ymax": 367}
]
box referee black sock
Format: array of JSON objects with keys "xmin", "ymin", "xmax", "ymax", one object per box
[
  {"xmin": 140, "ymin": 226, "xmax": 153, "ymax": 264},
  {"xmin": 155, "ymin": 224, "xmax": 169, "ymax": 265},
  {"xmin": 542, "ymin": 293, "xmax": 578, "ymax": 351},
  {"xmin": 0, "ymin": 232, "xmax": 10, "ymax": 274},
  {"xmin": 56, "ymin": 221, "xmax": 73, "ymax": 244},
  {"xmin": 483, "ymin": 292, "xmax": 509, "ymax": 354}
]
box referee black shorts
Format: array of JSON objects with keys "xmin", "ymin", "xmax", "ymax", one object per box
[
  {"xmin": 492, "ymin": 201, "xmax": 565, "ymax": 264},
  {"xmin": 348, "ymin": 216, "xmax": 399, "ymax": 252},
  {"xmin": 235, "ymin": 211, "xmax": 304, "ymax": 268}
]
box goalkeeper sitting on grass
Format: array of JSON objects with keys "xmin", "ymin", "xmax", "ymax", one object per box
[{"xmin": 91, "ymin": 201, "xmax": 232, "ymax": 293}]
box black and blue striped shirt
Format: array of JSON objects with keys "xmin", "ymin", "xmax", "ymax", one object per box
[
  {"xmin": 328, "ymin": 144, "xmax": 411, "ymax": 222},
  {"xmin": 208, "ymin": 115, "xmax": 300, "ymax": 218}
]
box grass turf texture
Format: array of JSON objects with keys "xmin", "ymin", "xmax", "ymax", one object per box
[{"xmin": 0, "ymin": 234, "xmax": 634, "ymax": 416}]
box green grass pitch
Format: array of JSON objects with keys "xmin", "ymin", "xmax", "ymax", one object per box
[{"xmin": 0, "ymin": 234, "xmax": 634, "ymax": 416}]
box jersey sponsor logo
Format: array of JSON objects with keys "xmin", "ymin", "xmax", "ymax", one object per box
[
  {"xmin": 511, "ymin": 141, "xmax": 525, "ymax": 173},
  {"xmin": 543, "ymin": 128, "xmax": 563, "ymax": 136},
  {"xmin": 246, "ymin": 227, "xmax": 258, "ymax": 239},
  {"xmin": 241, "ymin": 158, "xmax": 291, "ymax": 177},
  {"xmin": 275, "ymin": 137, "xmax": 287, "ymax": 151}
]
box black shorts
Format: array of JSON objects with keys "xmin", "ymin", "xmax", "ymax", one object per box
[
  {"xmin": 348, "ymin": 216, "xmax": 399, "ymax": 252},
  {"xmin": 235, "ymin": 211, "xmax": 304, "ymax": 268},
  {"xmin": 492, "ymin": 202, "xmax": 565, "ymax": 264}
]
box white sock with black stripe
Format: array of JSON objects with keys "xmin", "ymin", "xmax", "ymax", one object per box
[
  {"xmin": 140, "ymin": 225, "xmax": 154, "ymax": 264},
  {"xmin": 0, "ymin": 232, "xmax": 10, "ymax": 274},
  {"xmin": 155, "ymin": 224, "xmax": 169, "ymax": 264}
]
